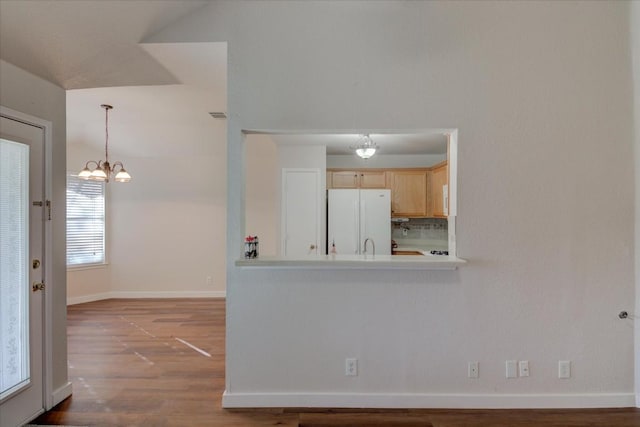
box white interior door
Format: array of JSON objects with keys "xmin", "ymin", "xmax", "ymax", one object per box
[
  {"xmin": 0, "ymin": 115, "xmax": 45, "ymax": 427},
  {"xmin": 281, "ymin": 168, "xmax": 321, "ymax": 256}
]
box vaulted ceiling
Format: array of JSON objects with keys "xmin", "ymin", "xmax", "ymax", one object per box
[
  {"xmin": 0, "ymin": 0, "xmax": 209, "ymax": 89},
  {"xmin": 0, "ymin": 0, "xmax": 447, "ymax": 156}
]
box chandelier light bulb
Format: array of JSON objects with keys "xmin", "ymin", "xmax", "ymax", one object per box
[
  {"xmin": 91, "ymin": 168, "xmax": 107, "ymax": 180},
  {"xmin": 356, "ymin": 147, "xmax": 377, "ymax": 159},
  {"xmin": 115, "ymin": 169, "xmax": 131, "ymax": 183},
  {"xmin": 78, "ymin": 167, "xmax": 92, "ymax": 178},
  {"xmin": 351, "ymin": 134, "xmax": 378, "ymax": 159}
]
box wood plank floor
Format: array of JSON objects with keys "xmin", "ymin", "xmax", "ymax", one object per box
[{"xmin": 33, "ymin": 299, "xmax": 640, "ymax": 427}]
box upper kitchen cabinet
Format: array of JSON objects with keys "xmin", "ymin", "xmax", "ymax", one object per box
[
  {"xmin": 330, "ymin": 165, "xmax": 448, "ymax": 218},
  {"xmin": 359, "ymin": 170, "xmax": 386, "ymax": 188},
  {"xmin": 390, "ymin": 170, "xmax": 428, "ymax": 217},
  {"xmin": 428, "ymin": 161, "xmax": 448, "ymax": 218},
  {"xmin": 327, "ymin": 170, "xmax": 387, "ymax": 189},
  {"xmin": 329, "ymin": 171, "xmax": 359, "ymax": 188}
]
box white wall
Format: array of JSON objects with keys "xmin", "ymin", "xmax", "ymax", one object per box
[
  {"xmin": 0, "ymin": 59, "xmax": 70, "ymax": 403},
  {"xmin": 631, "ymin": 0, "xmax": 640, "ymax": 408},
  {"xmin": 327, "ymin": 154, "xmax": 446, "ymax": 169},
  {"xmin": 108, "ymin": 154, "xmax": 226, "ymax": 296},
  {"xmin": 67, "ymin": 85, "xmax": 227, "ymax": 301},
  {"xmin": 278, "ymin": 144, "xmax": 327, "ymax": 171},
  {"xmin": 149, "ymin": 1, "xmax": 636, "ymax": 407},
  {"xmin": 245, "ymin": 134, "xmax": 278, "ymax": 256}
]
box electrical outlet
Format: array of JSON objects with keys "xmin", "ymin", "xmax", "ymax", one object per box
[
  {"xmin": 468, "ymin": 362, "xmax": 479, "ymax": 379},
  {"xmin": 206, "ymin": 276, "xmax": 213, "ymax": 285},
  {"xmin": 518, "ymin": 360, "xmax": 529, "ymax": 377},
  {"xmin": 558, "ymin": 360, "xmax": 571, "ymax": 379},
  {"xmin": 506, "ymin": 360, "xmax": 517, "ymax": 378},
  {"xmin": 345, "ymin": 358, "xmax": 358, "ymax": 376}
]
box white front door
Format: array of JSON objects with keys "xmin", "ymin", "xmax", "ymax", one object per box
[
  {"xmin": 281, "ymin": 168, "xmax": 322, "ymax": 256},
  {"xmin": 0, "ymin": 115, "xmax": 45, "ymax": 427}
]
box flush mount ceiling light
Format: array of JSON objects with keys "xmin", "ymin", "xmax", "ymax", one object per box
[
  {"xmin": 350, "ymin": 134, "xmax": 378, "ymax": 159},
  {"xmin": 78, "ymin": 104, "xmax": 131, "ymax": 183}
]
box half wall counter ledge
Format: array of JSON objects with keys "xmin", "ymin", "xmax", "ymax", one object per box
[{"xmin": 235, "ymin": 254, "xmax": 466, "ymax": 270}]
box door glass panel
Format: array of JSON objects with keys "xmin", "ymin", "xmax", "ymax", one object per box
[{"xmin": 0, "ymin": 138, "xmax": 30, "ymax": 399}]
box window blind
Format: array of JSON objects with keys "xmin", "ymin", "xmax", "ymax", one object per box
[
  {"xmin": 66, "ymin": 174, "xmax": 105, "ymax": 266},
  {"xmin": 0, "ymin": 138, "xmax": 30, "ymax": 395}
]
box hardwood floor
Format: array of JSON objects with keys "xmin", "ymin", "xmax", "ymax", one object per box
[{"xmin": 34, "ymin": 299, "xmax": 640, "ymax": 426}]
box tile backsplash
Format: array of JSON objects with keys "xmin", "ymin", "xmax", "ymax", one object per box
[{"xmin": 392, "ymin": 218, "xmax": 448, "ymax": 249}]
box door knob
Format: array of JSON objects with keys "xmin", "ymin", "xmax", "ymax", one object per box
[
  {"xmin": 309, "ymin": 244, "xmax": 316, "ymax": 250},
  {"xmin": 32, "ymin": 282, "xmax": 45, "ymax": 292}
]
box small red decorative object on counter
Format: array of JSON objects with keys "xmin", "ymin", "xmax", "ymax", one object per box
[{"xmin": 244, "ymin": 236, "xmax": 259, "ymax": 259}]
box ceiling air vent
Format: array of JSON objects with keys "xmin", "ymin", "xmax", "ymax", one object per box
[{"xmin": 209, "ymin": 112, "xmax": 227, "ymax": 119}]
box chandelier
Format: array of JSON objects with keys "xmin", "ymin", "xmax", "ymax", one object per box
[
  {"xmin": 78, "ymin": 104, "xmax": 131, "ymax": 183},
  {"xmin": 350, "ymin": 134, "xmax": 378, "ymax": 159}
]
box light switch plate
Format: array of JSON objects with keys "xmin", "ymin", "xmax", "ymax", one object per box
[{"xmin": 506, "ymin": 360, "xmax": 517, "ymax": 378}]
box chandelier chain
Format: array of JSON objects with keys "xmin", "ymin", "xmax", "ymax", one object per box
[{"xmin": 104, "ymin": 106, "xmax": 109, "ymax": 162}]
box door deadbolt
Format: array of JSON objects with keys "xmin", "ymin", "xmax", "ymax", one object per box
[{"xmin": 32, "ymin": 259, "xmax": 41, "ymax": 269}]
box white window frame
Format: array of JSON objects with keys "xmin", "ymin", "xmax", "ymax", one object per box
[{"xmin": 66, "ymin": 172, "xmax": 107, "ymax": 269}]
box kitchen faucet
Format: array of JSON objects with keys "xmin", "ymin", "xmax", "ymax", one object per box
[{"xmin": 363, "ymin": 238, "xmax": 375, "ymax": 256}]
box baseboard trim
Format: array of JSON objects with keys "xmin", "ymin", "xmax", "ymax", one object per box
[
  {"xmin": 50, "ymin": 381, "xmax": 73, "ymax": 408},
  {"xmin": 108, "ymin": 291, "xmax": 227, "ymax": 299},
  {"xmin": 67, "ymin": 292, "xmax": 113, "ymax": 305},
  {"xmin": 636, "ymin": 394, "xmax": 640, "ymax": 408},
  {"xmin": 222, "ymin": 391, "xmax": 636, "ymax": 409},
  {"xmin": 67, "ymin": 291, "xmax": 226, "ymax": 305}
]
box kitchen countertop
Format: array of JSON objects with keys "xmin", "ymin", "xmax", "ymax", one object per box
[{"xmin": 236, "ymin": 254, "xmax": 465, "ymax": 270}]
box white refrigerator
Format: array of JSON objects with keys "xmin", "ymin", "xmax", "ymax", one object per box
[{"xmin": 328, "ymin": 189, "xmax": 391, "ymax": 255}]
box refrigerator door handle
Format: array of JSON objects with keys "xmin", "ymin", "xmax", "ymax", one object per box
[
  {"xmin": 360, "ymin": 197, "xmax": 369, "ymax": 246},
  {"xmin": 353, "ymin": 200, "xmax": 359, "ymax": 253}
]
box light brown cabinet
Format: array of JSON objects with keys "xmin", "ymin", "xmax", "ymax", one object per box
[
  {"xmin": 358, "ymin": 171, "xmax": 386, "ymax": 188},
  {"xmin": 328, "ymin": 166, "xmax": 447, "ymax": 218},
  {"xmin": 428, "ymin": 161, "xmax": 448, "ymax": 218},
  {"xmin": 327, "ymin": 170, "xmax": 387, "ymax": 189},
  {"xmin": 329, "ymin": 171, "xmax": 359, "ymax": 188},
  {"xmin": 389, "ymin": 170, "xmax": 428, "ymax": 217}
]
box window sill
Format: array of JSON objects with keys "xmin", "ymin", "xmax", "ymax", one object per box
[
  {"xmin": 67, "ymin": 263, "xmax": 108, "ymax": 272},
  {"xmin": 235, "ymin": 255, "xmax": 465, "ymax": 270}
]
